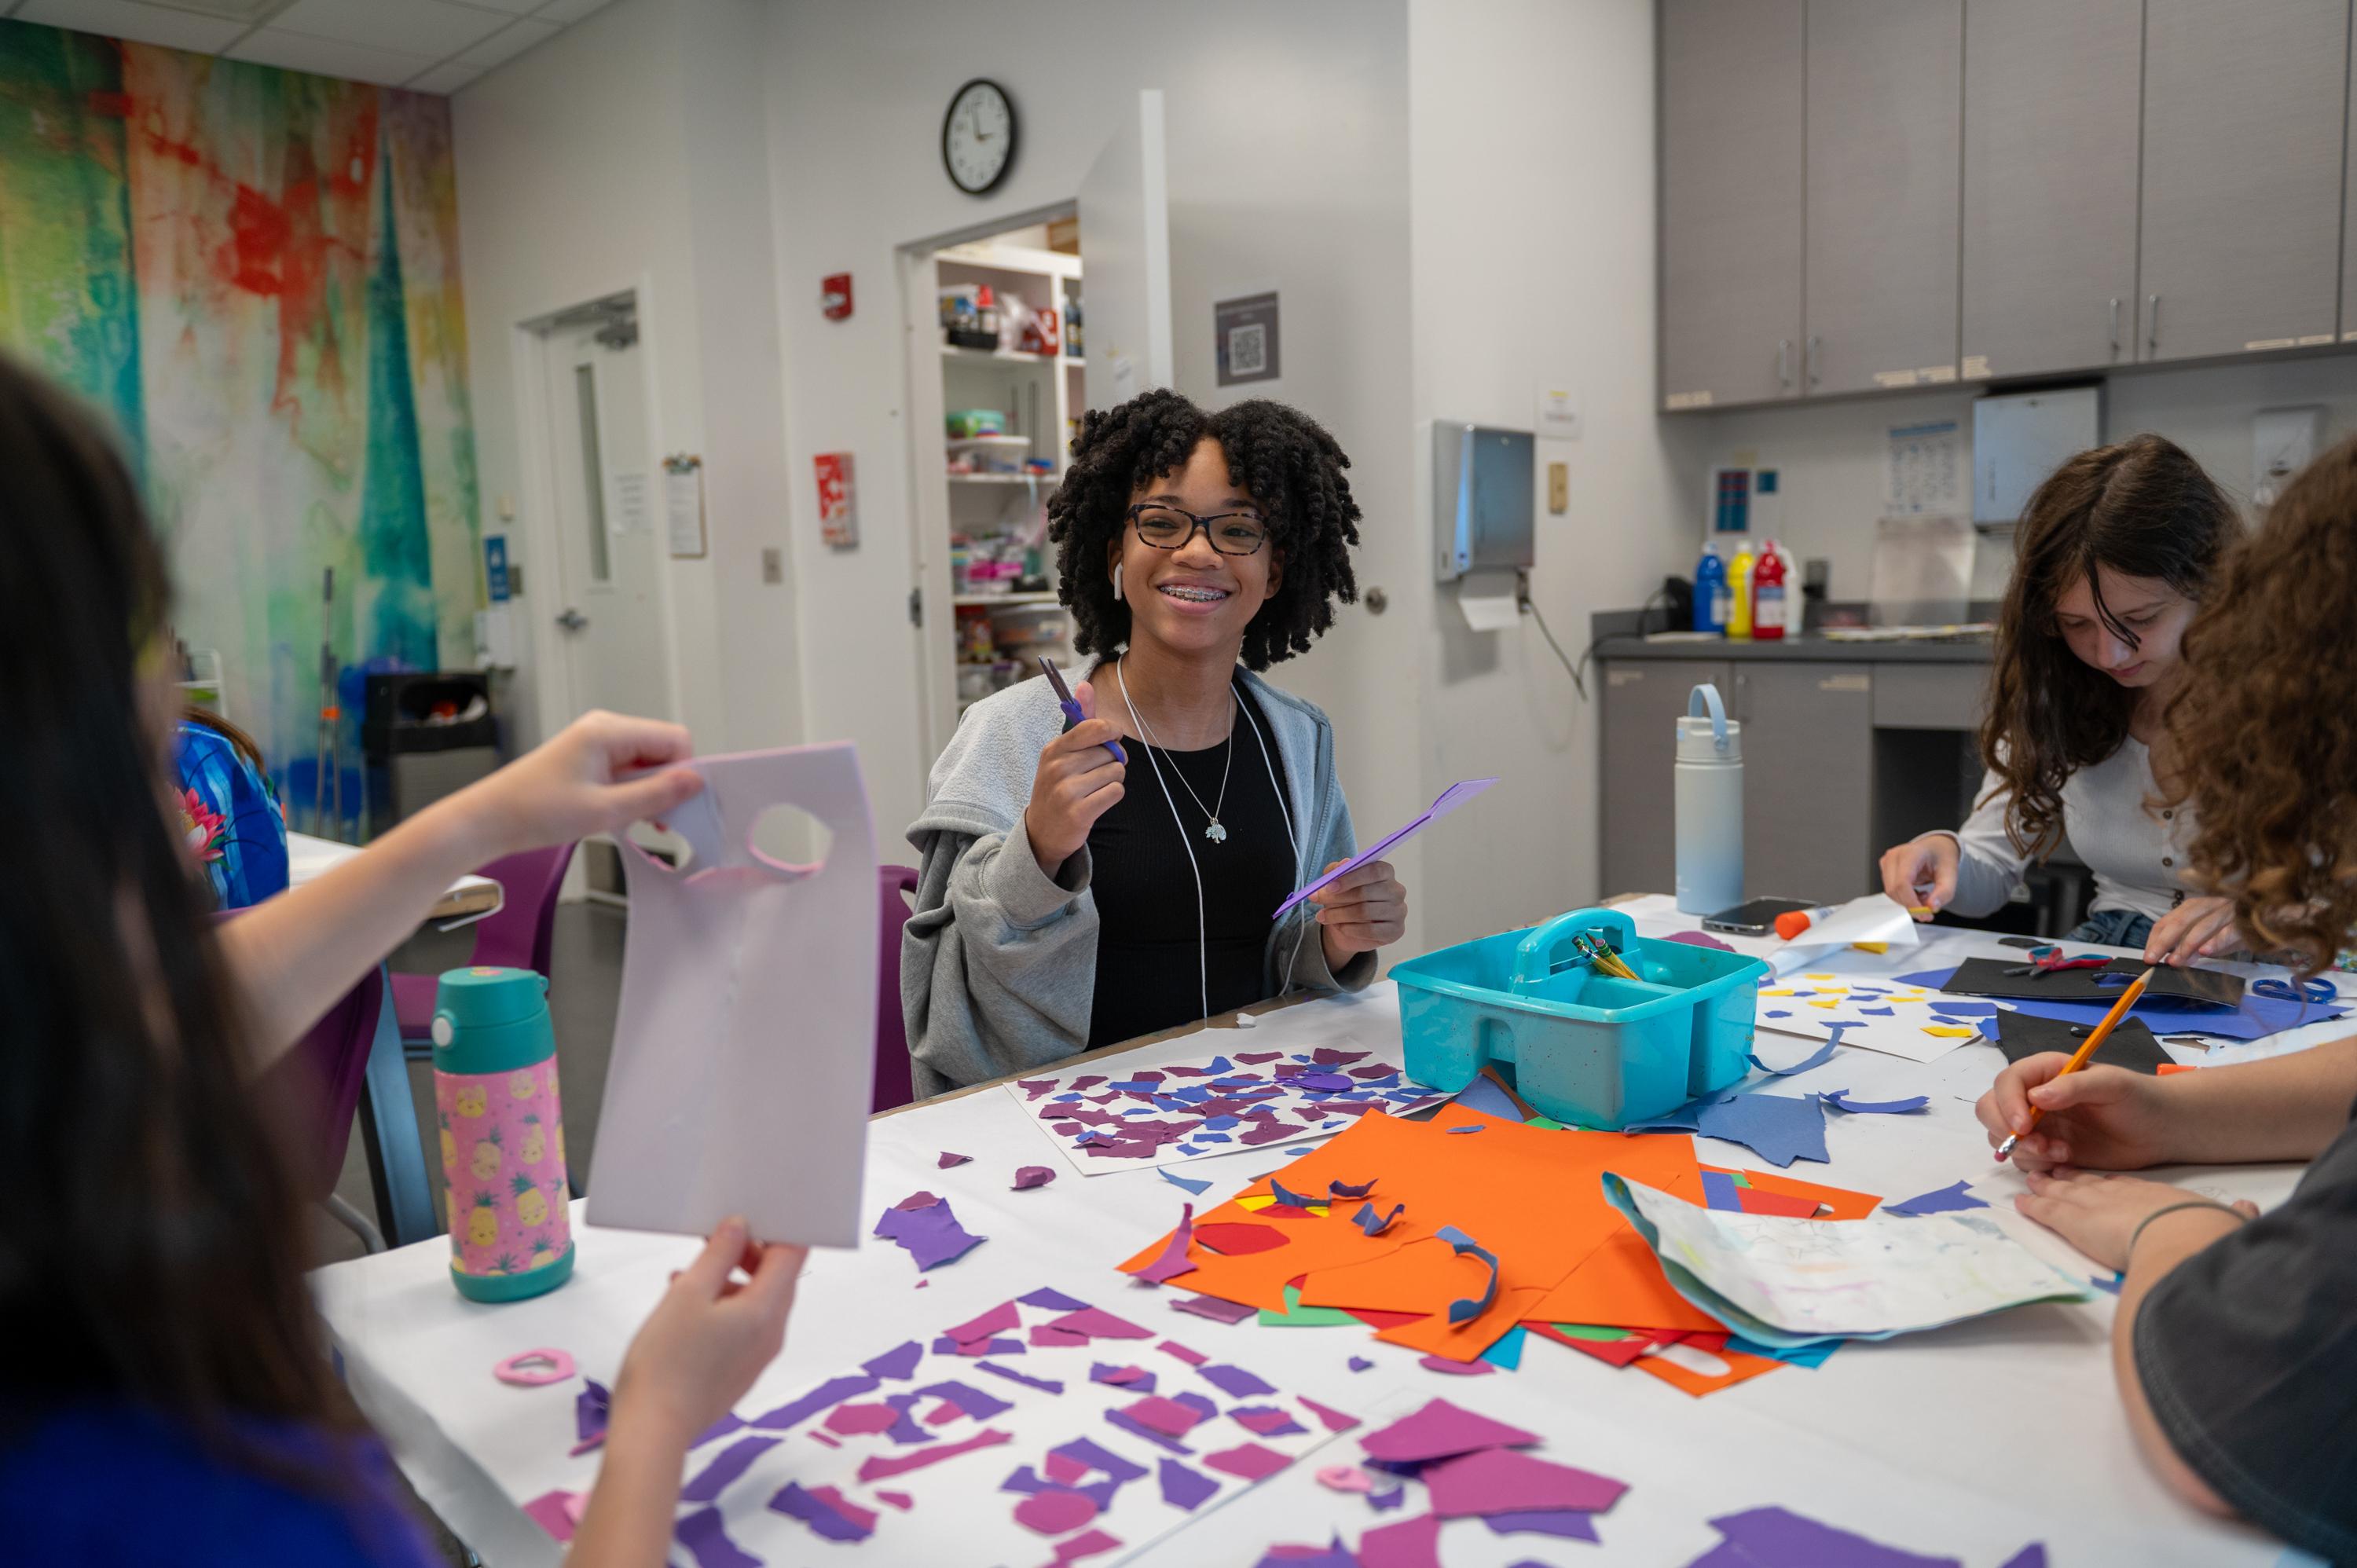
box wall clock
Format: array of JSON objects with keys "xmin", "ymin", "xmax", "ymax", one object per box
[{"xmin": 943, "ymin": 78, "xmax": 1016, "ymax": 196}]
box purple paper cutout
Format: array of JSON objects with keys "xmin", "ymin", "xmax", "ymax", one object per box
[
  {"xmin": 874, "ymin": 1194, "xmax": 987, "ymax": 1269},
  {"xmin": 1274, "ymin": 777, "xmax": 1497, "ymax": 918},
  {"xmin": 677, "ymin": 1505, "xmax": 767, "ymax": 1564},
  {"xmin": 680, "ymin": 1435, "xmax": 781, "ymax": 1503},
  {"xmin": 938, "ymin": 1150, "xmax": 973, "ymax": 1167},
  {"xmin": 1048, "ymin": 1306, "xmax": 1153, "ymax": 1340},
  {"xmin": 1135, "ymin": 1203, "xmax": 1199, "ymax": 1285},
  {"xmin": 1015, "ymin": 1165, "xmax": 1058, "ymax": 1190},
  {"xmin": 1999, "ymin": 1548, "xmax": 2049, "ymax": 1568},
  {"xmin": 1667, "ymin": 928, "xmax": 1737, "ymax": 951},
  {"xmin": 573, "ymin": 1378, "xmax": 610, "ymax": 1448},
  {"xmin": 863, "ymin": 1339, "xmax": 924, "ymax": 1381},
  {"xmin": 933, "ymin": 1335, "xmax": 1024, "ymax": 1357},
  {"xmin": 1748, "ymin": 1039, "xmax": 1840, "ymax": 1077},
  {"xmin": 691, "ymin": 1412, "xmax": 747, "ymax": 1448},
  {"xmin": 750, "ymin": 1373, "xmax": 880, "ymax": 1432},
  {"xmin": 1105, "ymin": 1409, "xmax": 1196, "ymax": 1454},
  {"xmin": 1255, "ymin": 1537, "xmax": 1358, "ymax": 1568},
  {"xmin": 1199, "ymin": 1363, "xmax": 1280, "ymax": 1399},
  {"xmin": 973, "ymin": 1361, "xmax": 1065, "ymax": 1394},
  {"xmin": 1349, "ymin": 1356, "xmax": 1375, "ymax": 1372},
  {"xmin": 918, "ymin": 1379, "xmax": 1016, "ymax": 1420},
  {"xmin": 1445, "ymin": 1124, "xmax": 1484, "ymax": 1134},
  {"xmin": 767, "ymin": 1482, "xmax": 874, "ymax": 1544},
  {"xmin": 1354, "ymin": 1201, "xmax": 1405, "ymax": 1236},
  {"xmin": 1051, "ymin": 1435, "xmax": 1150, "ymax": 1484},
  {"xmin": 1267, "ymin": 1178, "xmax": 1322, "ymax": 1208},
  {"xmin": 1327, "ymin": 1176, "xmax": 1379, "ymax": 1199},
  {"xmin": 1367, "ymin": 1485, "xmax": 1405, "ymax": 1511},
  {"xmin": 1484, "ymin": 1508, "xmax": 1601, "ymax": 1542},
  {"xmin": 1020, "ymin": 1286, "xmax": 1093, "ymax": 1311},
  {"xmin": 1158, "ymin": 1456, "xmax": 1222, "ymax": 1511},
  {"xmin": 1173, "ymin": 1294, "xmax": 1258, "ymax": 1325},
  {"xmin": 1707, "ymin": 1504, "xmax": 1963, "ymax": 1567}
]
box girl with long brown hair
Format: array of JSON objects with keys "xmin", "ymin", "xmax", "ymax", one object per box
[
  {"xmin": 1971, "ymin": 432, "xmax": 2357, "ymax": 1560},
  {"xmin": 1878, "ymin": 434, "xmax": 2244, "ymax": 965},
  {"xmin": 0, "ymin": 354, "xmax": 805, "ymax": 1563}
]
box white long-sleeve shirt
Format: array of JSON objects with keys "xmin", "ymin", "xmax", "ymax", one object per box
[{"xmin": 1932, "ymin": 738, "xmax": 2198, "ymax": 924}]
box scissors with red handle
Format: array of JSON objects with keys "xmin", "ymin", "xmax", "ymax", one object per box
[{"xmin": 2002, "ymin": 947, "xmax": 2114, "ymax": 980}]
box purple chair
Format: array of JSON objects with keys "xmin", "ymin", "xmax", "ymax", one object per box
[
  {"xmin": 391, "ymin": 843, "xmax": 577, "ymax": 1045},
  {"xmin": 874, "ymin": 866, "xmax": 920, "ymax": 1112}
]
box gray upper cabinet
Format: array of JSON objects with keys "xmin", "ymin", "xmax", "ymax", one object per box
[
  {"xmin": 1659, "ymin": 0, "xmax": 1805, "ymax": 411},
  {"xmin": 1959, "ymin": 0, "xmax": 2144, "ymax": 380},
  {"xmin": 2139, "ymin": 0, "xmax": 2351, "ymax": 364},
  {"xmin": 1803, "ymin": 0, "xmax": 1963, "ymax": 397}
]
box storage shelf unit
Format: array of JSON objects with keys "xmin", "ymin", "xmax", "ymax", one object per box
[{"xmin": 909, "ymin": 236, "xmax": 1087, "ymax": 736}]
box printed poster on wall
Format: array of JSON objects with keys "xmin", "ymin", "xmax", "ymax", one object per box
[
  {"xmin": 816, "ymin": 452, "xmax": 857, "ymax": 550},
  {"xmin": 664, "ymin": 454, "xmax": 706, "ymax": 559},
  {"xmin": 1215, "ymin": 291, "xmax": 1281, "ymax": 387}
]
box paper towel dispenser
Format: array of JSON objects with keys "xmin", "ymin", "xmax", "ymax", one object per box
[{"xmin": 1435, "ymin": 423, "xmax": 1534, "ymax": 583}]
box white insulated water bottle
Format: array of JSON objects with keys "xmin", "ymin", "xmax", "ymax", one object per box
[{"xmin": 1674, "ymin": 683, "xmax": 1743, "ymax": 914}]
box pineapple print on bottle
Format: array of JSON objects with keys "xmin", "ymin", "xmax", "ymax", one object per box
[{"xmin": 430, "ymin": 966, "xmax": 574, "ymax": 1302}]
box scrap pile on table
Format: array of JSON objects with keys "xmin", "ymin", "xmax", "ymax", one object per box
[{"xmin": 1116, "ymin": 1102, "xmax": 1887, "ymax": 1398}]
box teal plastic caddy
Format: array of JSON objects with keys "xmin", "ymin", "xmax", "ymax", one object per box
[{"xmin": 1391, "ymin": 906, "xmax": 1767, "ymax": 1129}]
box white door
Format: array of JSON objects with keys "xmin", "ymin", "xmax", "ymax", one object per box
[
  {"xmin": 1078, "ymin": 88, "xmax": 1174, "ymax": 411},
  {"xmin": 541, "ymin": 318, "xmax": 672, "ymax": 723}
]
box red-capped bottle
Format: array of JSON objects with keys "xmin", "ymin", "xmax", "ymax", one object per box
[{"xmin": 1752, "ymin": 539, "xmax": 1788, "ymax": 640}]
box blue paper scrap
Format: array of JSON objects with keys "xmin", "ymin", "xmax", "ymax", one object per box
[
  {"xmin": 1159, "ymin": 1167, "xmax": 1213, "ymax": 1197},
  {"xmin": 1821, "ymin": 1090, "xmax": 1930, "ymax": 1116},
  {"xmin": 1435, "ymin": 1224, "xmax": 1501, "ymax": 1324},
  {"xmin": 1748, "ymin": 1039, "xmax": 1840, "ymax": 1077},
  {"xmin": 1882, "ymin": 1180, "xmax": 1988, "ymax": 1218}
]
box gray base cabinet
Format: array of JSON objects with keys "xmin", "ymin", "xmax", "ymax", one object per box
[
  {"xmin": 1732, "ymin": 664, "xmax": 1874, "ymax": 903},
  {"xmin": 1600, "ymin": 659, "xmax": 1730, "ymax": 897}
]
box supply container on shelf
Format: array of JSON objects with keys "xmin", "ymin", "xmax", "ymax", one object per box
[
  {"xmin": 1391, "ymin": 905, "xmax": 1765, "ymax": 1130},
  {"xmin": 989, "ymin": 603, "xmax": 1069, "ymax": 650}
]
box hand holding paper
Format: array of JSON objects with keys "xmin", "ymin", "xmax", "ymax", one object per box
[{"xmin": 1275, "ymin": 779, "xmax": 1497, "ymax": 920}]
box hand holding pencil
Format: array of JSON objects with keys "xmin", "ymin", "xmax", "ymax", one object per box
[{"xmin": 1992, "ymin": 966, "xmax": 2156, "ymax": 1163}]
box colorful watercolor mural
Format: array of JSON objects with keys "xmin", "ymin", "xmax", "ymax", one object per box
[{"xmin": 0, "ymin": 21, "xmax": 479, "ymax": 830}]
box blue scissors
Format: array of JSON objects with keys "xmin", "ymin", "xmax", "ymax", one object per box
[{"xmin": 2253, "ymin": 976, "xmax": 2337, "ymax": 1005}]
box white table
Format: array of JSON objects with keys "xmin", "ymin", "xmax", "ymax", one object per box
[
  {"xmin": 288, "ymin": 830, "xmax": 501, "ymax": 921},
  {"xmin": 312, "ymin": 917, "xmax": 2344, "ymax": 1566}
]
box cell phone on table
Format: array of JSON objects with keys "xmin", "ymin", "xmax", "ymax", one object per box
[
  {"xmin": 1702, "ymin": 897, "xmax": 1815, "ymax": 936},
  {"xmin": 1037, "ymin": 657, "xmax": 1126, "ymax": 762}
]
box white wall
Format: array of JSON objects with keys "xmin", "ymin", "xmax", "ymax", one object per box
[
  {"xmin": 764, "ymin": 0, "xmax": 1420, "ymax": 876},
  {"xmin": 1679, "ymin": 356, "xmax": 2357, "ymax": 603},
  {"xmin": 451, "ymin": 0, "xmax": 802, "ymax": 757},
  {"xmin": 1406, "ymin": 0, "xmax": 1705, "ymax": 948}
]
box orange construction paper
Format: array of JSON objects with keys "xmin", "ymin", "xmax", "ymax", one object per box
[
  {"xmin": 1703, "ymin": 1165, "xmax": 1881, "ymax": 1221},
  {"xmin": 1371, "ymin": 1285, "xmax": 1550, "ymax": 1361},
  {"xmin": 1628, "ymin": 1341, "xmax": 1788, "ymax": 1398},
  {"xmin": 1527, "ymin": 1229, "xmax": 1725, "ymax": 1334}
]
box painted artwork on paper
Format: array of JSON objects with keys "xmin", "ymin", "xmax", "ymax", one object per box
[{"xmin": 0, "ymin": 23, "xmax": 479, "ymax": 828}]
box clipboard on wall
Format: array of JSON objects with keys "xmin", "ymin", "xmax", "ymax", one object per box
[{"xmin": 663, "ymin": 453, "xmax": 706, "ymax": 559}]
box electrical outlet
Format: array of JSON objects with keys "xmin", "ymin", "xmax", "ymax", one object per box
[
  {"xmin": 761, "ymin": 548, "xmax": 784, "ymax": 585},
  {"xmin": 1547, "ymin": 463, "xmax": 1568, "ymax": 515}
]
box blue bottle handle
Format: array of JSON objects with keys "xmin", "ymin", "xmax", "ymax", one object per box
[
  {"xmin": 1512, "ymin": 907, "xmax": 1640, "ymax": 992},
  {"xmin": 1688, "ymin": 683, "xmax": 1731, "ymax": 754}
]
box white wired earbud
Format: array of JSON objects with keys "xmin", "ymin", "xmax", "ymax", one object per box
[
  {"xmin": 1237, "ymin": 700, "xmax": 1312, "ymax": 993},
  {"xmin": 1112, "ymin": 563, "xmax": 1124, "ymax": 602}
]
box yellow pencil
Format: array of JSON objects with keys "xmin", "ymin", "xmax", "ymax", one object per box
[{"xmin": 1993, "ymin": 966, "xmax": 2154, "ymax": 1163}]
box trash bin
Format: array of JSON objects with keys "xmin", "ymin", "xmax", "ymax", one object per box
[{"xmin": 364, "ymin": 672, "xmax": 500, "ymax": 839}]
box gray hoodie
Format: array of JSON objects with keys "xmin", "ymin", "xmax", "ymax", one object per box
[{"xmin": 901, "ymin": 663, "xmax": 1374, "ymax": 1097}]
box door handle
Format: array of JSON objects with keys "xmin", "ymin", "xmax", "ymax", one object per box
[
  {"xmin": 555, "ymin": 607, "xmax": 588, "ymax": 632},
  {"xmin": 1805, "ymin": 335, "xmax": 1822, "ymax": 388},
  {"xmin": 2146, "ymin": 294, "xmax": 2160, "ymax": 355},
  {"xmin": 1776, "ymin": 339, "xmax": 1792, "ymax": 390},
  {"xmin": 2108, "ymin": 297, "xmax": 2120, "ymax": 354}
]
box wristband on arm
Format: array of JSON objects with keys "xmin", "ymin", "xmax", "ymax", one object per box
[{"xmin": 2126, "ymin": 1199, "xmax": 2249, "ymax": 1262}]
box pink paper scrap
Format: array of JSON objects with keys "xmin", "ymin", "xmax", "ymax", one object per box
[
  {"xmin": 944, "ymin": 1301, "xmax": 1022, "ymax": 1343},
  {"xmin": 1173, "ymin": 1294, "xmax": 1259, "ymax": 1326},
  {"xmin": 938, "ymin": 1151, "xmax": 973, "ymax": 1168},
  {"xmin": 1203, "ymin": 1442, "xmax": 1294, "ymax": 1482},
  {"xmin": 1130, "ymin": 1202, "xmax": 1198, "ymax": 1286},
  {"xmin": 875, "ymin": 1489, "xmax": 913, "ymax": 1510},
  {"xmin": 854, "ymin": 1426, "xmax": 1014, "ymax": 1483},
  {"xmin": 1420, "ymin": 1354, "xmax": 1494, "ymax": 1376},
  {"xmin": 1030, "ymin": 1324, "xmax": 1092, "ymax": 1348},
  {"xmin": 1120, "ymin": 1394, "xmax": 1207, "ymax": 1438},
  {"xmin": 1356, "ymin": 1510, "xmax": 1443, "ymax": 1568},
  {"xmin": 1360, "ymin": 1398, "xmax": 1541, "ymax": 1464},
  {"xmin": 1015, "ymin": 1165, "xmax": 1058, "ymax": 1190},
  {"xmin": 1230, "ymin": 1406, "xmax": 1309, "ymax": 1437},
  {"xmin": 1299, "ymin": 1396, "xmax": 1361, "ymax": 1433},
  {"xmin": 1423, "ymin": 1447, "xmax": 1628, "ymax": 1520},
  {"xmin": 1158, "ymin": 1339, "xmax": 1209, "ymax": 1365},
  {"xmin": 522, "ymin": 1489, "xmax": 580, "ymax": 1543},
  {"xmin": 1317, "ymin": 1464, "xmax": 1374, "ymax": 1493},
  {"xmin": 1013, "ymin": 1486, "xmax": 1102, "ymax": 1536},
  {"xmin": 1047, "ymin": 1305, "xmax": 1153, "ymax": 1340},
  {"xmin": 1054, "ymin": 1528, "xmax": 1124, "ymax": 1564}
]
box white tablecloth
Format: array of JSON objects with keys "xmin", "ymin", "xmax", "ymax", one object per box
[{"xmin": 313, "ymin": 922, "xmax": 2345, "ymax": 1566}]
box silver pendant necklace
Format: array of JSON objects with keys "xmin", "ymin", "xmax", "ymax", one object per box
[{"xmin": 1116, "ymin": 656, "xmax": 1237, "ymax": 844}]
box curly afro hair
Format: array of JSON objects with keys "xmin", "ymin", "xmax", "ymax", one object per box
[{"xmin": 1047, "ymin": 389, "xmax": 1361, "ymax": 669}]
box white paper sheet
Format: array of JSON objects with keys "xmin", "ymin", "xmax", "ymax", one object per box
[
  {"xmin": 588, "ymin": 744, "xmax": 878, "ymax": 1247},
  {"xmin": 1618, "ymin": 1178, "xmax": 2090, "ymax": 1341}
]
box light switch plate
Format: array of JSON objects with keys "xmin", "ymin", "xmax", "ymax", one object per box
[
  {"xmin": 1546, "ymin": 462, "xmax": 1568, "ymax": 514},
  {"xmin": 761, "ymin": 548, "xmax": 784, "ymax": 585}
]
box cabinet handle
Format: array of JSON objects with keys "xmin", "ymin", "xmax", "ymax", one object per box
[
  {"xmin": 2146, "ymin": 294, "xmax": 2161, "ymax": 354},
  {"xmin": 2108, "ymin": 297, "xmax": 2121, "ymax": 354},
  {"xmin": 1805, "ymin": 335, "xmax": 1822, "ymax": 387},
  {"xmin": 1776, "ymin": 339, "xmax": 1792, "ymax": 390}
]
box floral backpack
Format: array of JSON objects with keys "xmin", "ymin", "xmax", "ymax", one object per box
[{"xmin": 174, "ymin": 713, "xmax": 289, "ymax": 910}]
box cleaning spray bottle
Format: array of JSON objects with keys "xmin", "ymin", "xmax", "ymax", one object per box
[{"xmin": 1727, "ymin": 537, "xmax": 1756, "ymax": 641}]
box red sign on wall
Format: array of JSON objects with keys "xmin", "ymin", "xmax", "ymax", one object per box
[{"xmin": 815, "ymin": 452, "xmax": 856, "ymax": 549}]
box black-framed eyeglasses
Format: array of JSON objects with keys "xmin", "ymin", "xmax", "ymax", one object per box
[{"xmin": 1127, "ymin": 504, "xmax": 1270, "ymax": 556}]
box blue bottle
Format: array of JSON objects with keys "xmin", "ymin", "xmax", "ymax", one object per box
[{"xmin": 1693, "ymin": 540, "xmax": 1729, "ymax": 634}]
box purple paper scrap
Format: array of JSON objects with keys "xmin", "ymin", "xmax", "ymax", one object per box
[
  {"xmin": 680, "ymin": 1435, "xmax": 780, "ymax": 1504},
  {"xmin": 768, "ymin": 1482, "xmax": 872, "ymax": 1544},
  {"xmin": 972, "ymin": 1361, "xmax": 1065, "ymax": 1394},
  {"xmin": 676, "ymin": 1504, "xmax": 767, "ymax": 1566},
  {"xmin": 1484, "ymin": 1508, "xmax": 1602, "ymax": 1542},
  {"xmin": 1708, "ymin": 1504, "xmax": 1962, "ymax": 1568},
  {"xmin": 1020, "ymin": 1286, "xmax": 1093, "ymax": 1311},
  {"xmin": 1198, "ymin": 1363, "xmax": 1279, "ymax": 1399},
  {"xmin": 863, "ymin": 1339, "xmax": 925, "ymax": 1381},
  {"xmin": 1159, "ymin": 1456, "xmax": 1222, "ymax": 1510},
  {"xmin": 749, "ymin": 1373, "xmax": 880, "ymax": 1433}
]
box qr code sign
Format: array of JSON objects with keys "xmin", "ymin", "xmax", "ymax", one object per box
[{"xmin": 1227, "ymin": 321, "xmax": 1267, "ymax": 376}]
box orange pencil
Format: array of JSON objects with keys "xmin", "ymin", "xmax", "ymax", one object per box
[{"xmin": 1994, "ymin": 965, "xmax": 2154, "ymax": 1162}]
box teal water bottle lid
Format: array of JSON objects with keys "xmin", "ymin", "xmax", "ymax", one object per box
[{"xmin": 432, "ymin": 966, "xmax": 554, "ymax": 1073}]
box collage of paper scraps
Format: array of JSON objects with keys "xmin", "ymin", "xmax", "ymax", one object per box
[
  {"xmin": 533, "ymin": 1288, "xmax": 1363, "ymax": 1566},
  {"xmin": 1008, "ymin": 1046, "xmax": 1457, "ymax": 1174},
  {"xmin": 1750, "ymin": 973, "xmax": 2013, "ymax": 1064},
  {"xmin": 1241, "ymin": 1393, "xmax": 2051, "ymax": 1567},
  {"xmin": 1116, "ymin": 1101, "xmax": 1890, "ymax": 1400}
]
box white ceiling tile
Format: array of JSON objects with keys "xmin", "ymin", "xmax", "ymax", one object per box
[
  {"xmin": 532, "ymin": 0, "xmax": 610, "ymax": 23},
  {"xmin": 405, "ymin": 58, "xmax": 482, "ymax": 95},
  {"xmin": 456, "ymin": 13, "xmax": 554, "ymax": 68},
  {"xmin": 225, "ymin": 27, "xmax": 436, "ymax": 86},
  {"xmin": 271, "ymin": 0, "xmax": 506, "ymax": 58},
  {"xmin": 14, "ymin": 0, "xmax": 247, "ymax": 49}
]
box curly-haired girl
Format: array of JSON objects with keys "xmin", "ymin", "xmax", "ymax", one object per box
[
  {"xmin": 1975, "ymin": 433, "xmax": 2357, "ymax": 1560},
  {"xmin": 1877, "ymin": 434, "xmax": 2245, "ymax": 965},
  {"xmin": 902, "ymin": 390, "xmax": 1406, "ymax": 1092}
]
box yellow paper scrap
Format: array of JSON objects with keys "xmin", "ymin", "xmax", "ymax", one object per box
[
  {"xmin": 1809, "ymin": 999, "xmax": 1842, "ymax": 1010},
  {"xmin": 1805, "ymin": 973, "xmax": 1836, "ymax": 981},
  {"xmin": 1852, "ymin": 942, "xmax": 1890, "ymax": 954},
  {"xmin": 1759, "ymin": 989, "xmax": 1796, "ymax": 998},
  {"xmin": 1922, "ymin": 1025, "xmax": 1979, "ymax": 1038}
]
